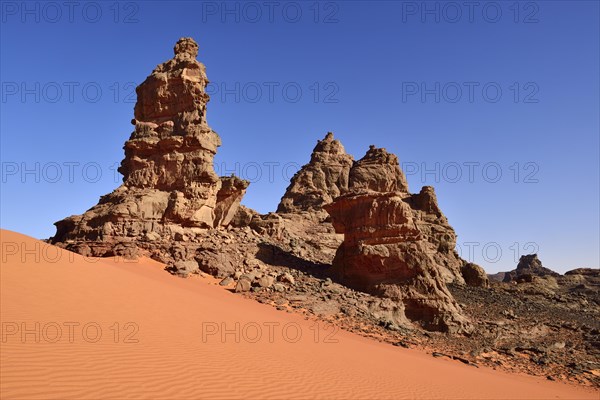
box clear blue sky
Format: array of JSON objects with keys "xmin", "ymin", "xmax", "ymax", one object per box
[{"xmin": 1, "ymin": 1, "xmax": 598, "ymax": 273}]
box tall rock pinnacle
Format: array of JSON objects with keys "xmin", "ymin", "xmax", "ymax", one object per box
[{"xmin": 51, "ymin": 38, "xmax": 248, "ymax": 256}]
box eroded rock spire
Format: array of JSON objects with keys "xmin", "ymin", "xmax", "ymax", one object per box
[{"xmin": 51, "ymin": 37, "xmax": 248, "ymax": 256}]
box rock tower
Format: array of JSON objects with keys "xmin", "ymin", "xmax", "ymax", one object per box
[{"xmin": 51, "ymin": 38, "xmax": 248, "ymax": 256}]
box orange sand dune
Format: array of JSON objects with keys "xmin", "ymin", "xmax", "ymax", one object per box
[{"xmin": 1, "ymin": 229, "xmax": 597, "ymax": 399}]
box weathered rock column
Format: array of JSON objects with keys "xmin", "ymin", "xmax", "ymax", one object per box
[{"xmin": 51, "ymin": 38, "xmax": 248, "ymax": 256}]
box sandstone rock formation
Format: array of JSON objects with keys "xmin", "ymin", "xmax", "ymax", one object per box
[
  {"xmin": 277, "ymin": 132, "xmax": 353, "ymax": 213},
  {"xmin": 348, "ymin": 145, "xmax": 408, "ymax": 193},
  {"xmin": 51, "ymin": 38, "xmax": 248, "ymax": 256},
  {"xmin": 41, "ymin": 38, "xmax": 600, "ymax": 381},
  {"xmin": 503, "ymin": 254, "xmax": 560, "ymax": 283},
  {"xmin": 461, "ymin": 263, "xmax": 490, "ymax": 288},
  {"xmin": 50, "ymin": 40, "xmax": 477, "ymax": 335},
  {"xmin": 276, "ymin": 137, "xmax": 464, "ymax": 279},
  {"xmin": 324, "ymin": 146, "xmax": 470, "ymax": 332}
]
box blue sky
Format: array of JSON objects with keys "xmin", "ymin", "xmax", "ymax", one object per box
[{"xmin": 1, "ymin": 1, "xmax": 598, "ymax": 273}]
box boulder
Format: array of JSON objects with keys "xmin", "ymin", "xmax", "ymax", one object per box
[
  {"xmin": 462, "ymin": 263, "xmax": 490, "ymax": 288},
  {"xmin": 169, "ymin": 260, "xmax": 199, "ymax": 278},
  {"xmin": 235, "ymin": 277, "xmax": 252, "ymax": 293},
  {"xmin": 194, "ymin": 248, "xmax": 236, "ymax": 278},
  {"xmin": 278, "ymin": 272, "xmax": 295, "ymax": 285},
  {"xmin": 257, "ymin": 275, "xmax": 275, "ymax": 288},
  {"xmin": 219, "ymin": 277, "xmax": 234, "ymax": 286},
  {"xmin": 214, "ymin": 176, "xmax": 250, "ymax": 228}
]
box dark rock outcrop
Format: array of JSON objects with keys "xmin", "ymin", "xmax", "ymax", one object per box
[
  {"xmin": 461, "ymin": 263, "xmax": 489, "ymax": 288},
  {"xmin": 503, "ymin": 254, "xmax": 560, "ymax": 283}
]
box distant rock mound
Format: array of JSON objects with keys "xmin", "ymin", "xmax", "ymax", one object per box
[
  {"xmin": 277, "ymin": 132, "xmax": 353, "ymax": 213},
  {"xmin": 565, "ymin": 268, "xmax": 600, "ymax": 277},
  {"xmin": 503, "ymin": 254, "xmax": 560, "ymax": 283},
  {"xmin": 324, "ymin": 146, "xmax": 470, "ymax": 333},
  {"xmin": 561, "ymin": 268, "xmax": 600, "ymax": 296},
  {"xmin": 487, "ymin": 272, "xmax": 507, "ymax": 283},
  {"xmin": 51, "ymin": 38, "xmax": 248, "ymax": 256}
]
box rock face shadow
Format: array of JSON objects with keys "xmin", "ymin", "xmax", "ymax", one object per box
[{"xmin": 255, "ymin": 242, "xmax": 332, "ymax": 281}]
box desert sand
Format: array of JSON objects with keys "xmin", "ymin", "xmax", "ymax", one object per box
[{"xmin": 1, "ymin": 229, "xmax": 597, "ymax": 399}]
